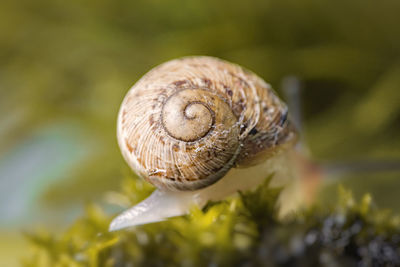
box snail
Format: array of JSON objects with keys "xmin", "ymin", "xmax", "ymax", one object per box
[{"xmin": 109, "ymin": 56, "xmax": 298, "ymax": 231}]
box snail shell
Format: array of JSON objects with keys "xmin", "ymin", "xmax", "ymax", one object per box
[{"xmin": 117, "ymin": 56, "xmax": 297, "ymax": 192}]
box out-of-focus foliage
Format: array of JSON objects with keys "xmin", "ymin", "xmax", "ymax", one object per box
[
  {"xmin": 1, "ymin": 0, "xmax": 400, "ymax": 210},
  {"xmin": 1, "ymin": 0, "xmax": 400, "ymax": 265},
  {"xmin": 23, "ymin": 177, "xmax": 400, "ymax": 267}
]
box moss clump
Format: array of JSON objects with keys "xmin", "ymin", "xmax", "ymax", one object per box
[{"xmin": 23, "ymin": 177, "xmax": 400, "ymax": 267}]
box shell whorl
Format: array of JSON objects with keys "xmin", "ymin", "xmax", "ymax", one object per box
[
  {"xmin": 117, "ymin": 56, "xmax": 297, "ymax": 191},
  {"xmin": 161, "ymin": 89, "xmax": 217, "ymax": 142}
]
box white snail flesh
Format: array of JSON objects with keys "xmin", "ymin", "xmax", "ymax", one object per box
[{"xmin": 109, "ymin": 56, "xmax": 297, "ymax": 231}]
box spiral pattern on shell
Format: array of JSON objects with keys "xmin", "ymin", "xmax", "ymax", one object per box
[{"xmin": 117, "ymin": 56, "xmax": 297, "ymax": 191}]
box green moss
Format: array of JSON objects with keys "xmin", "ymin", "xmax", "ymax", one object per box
[{"xmin": 23, "ymin": 177, "xmax": 400, "ymax": 267}]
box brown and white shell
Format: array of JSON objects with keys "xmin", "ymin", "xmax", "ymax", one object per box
[{"xmin": 117, "ymin": 56, "xmax": 297, "ymax": 191}]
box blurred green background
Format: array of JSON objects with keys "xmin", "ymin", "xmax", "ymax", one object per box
[{"xmin": 1, "ymin": 0, "xmax": 400, "ymax": 265}]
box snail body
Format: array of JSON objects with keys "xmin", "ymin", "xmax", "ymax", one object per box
[{"xmin": 110, "ymin": 56, "xmax": 297, "ymax": 231}]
